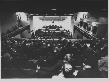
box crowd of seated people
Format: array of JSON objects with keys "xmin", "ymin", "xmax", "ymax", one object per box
[
  {"xmin": 1, "ymin": 21, "xmax": 108, "ymax": 78},
  {"xmin": 78, "ymin": 18, "xmax": 97, "ymax": 35},
  {"xmin": 43, "ymin": 25, "xmax": 62, "ymax": 30},
  {"xmin": 1, "ymin": 33, "xmax": 108, "ymax": 78},
  {"xmin": 31, "ymin": 26, "xmax": 72, "ymax": 39}
]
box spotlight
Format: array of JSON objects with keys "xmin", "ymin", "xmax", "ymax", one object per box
[
  {"xmin": 35, "ymin": 14, "xmax": 38, "ymax": 15},
  {"xmin": 68, "ymin": 14, "xmax": 74, "ymax": 15},
  {"xmin": 30, "ymin": 14, "xmax": 34, "ymax": 15},
  {"xmin": 51, "ymin": 9, "xmax": 56, "ymax": 11}
]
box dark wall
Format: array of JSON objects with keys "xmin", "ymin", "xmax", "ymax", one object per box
[
  {"xmin": 1, "ymin": 13, "xmax": 17, "ymax": 33},
  {"xmin": 97, "ymin": 24, "xmax": 108, "ymax": 39}
]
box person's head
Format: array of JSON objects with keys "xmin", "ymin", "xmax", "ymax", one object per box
[
  {"xmin": 64, "ymin": 54, "xmax": 72, "ymax": 61},
  {"xmin": 64, "ymin": 63, "xmax": 73, "ymax": 72}
]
